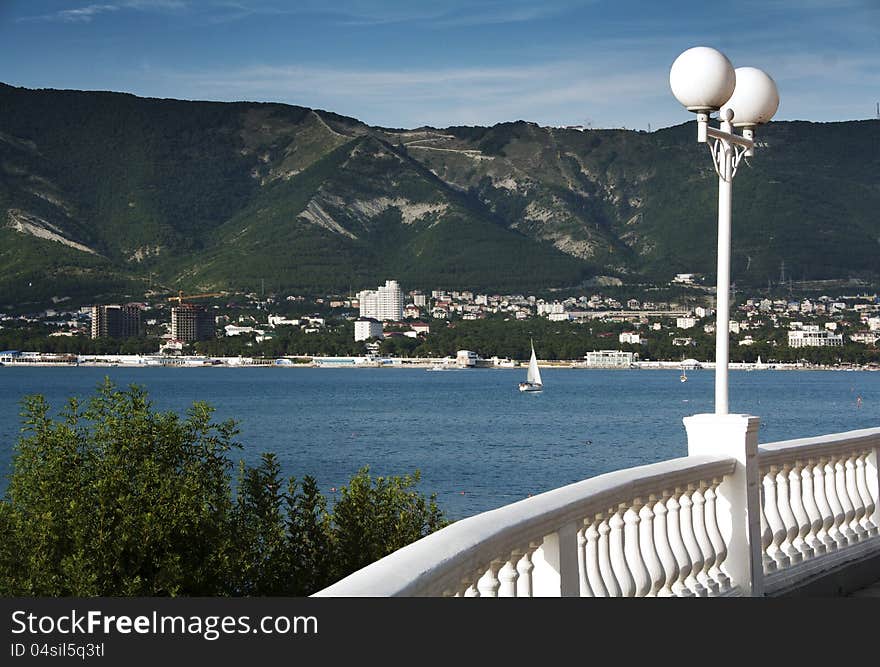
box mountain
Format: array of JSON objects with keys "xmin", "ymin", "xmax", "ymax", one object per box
[{"xmin": 1, "ymin": 82, "xmax": 878, "ymax": 308}]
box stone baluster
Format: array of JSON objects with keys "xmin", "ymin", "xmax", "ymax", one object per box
[
  {"xmin": 515, "ymin": 542, "xmax": 540, "ymax": 598},
  {"xmin": 692, "ymin": 482, "xmax": 719, "ymax": 595},
  {"xmin": 652, "ymin": 491, "xmax": 678, "ymax": 597},
  {"xmin": 597, "ymin": 512, "xmax": 620, "ymax": 597},
  {"xmin": 583, "ymin": 516, "xmax": 606, "ymax": 597},
  {"xmin": 788, "ymin": 460, "xmax": 814, "ymax": 559},
  {"xmin": 824, "ymin": 458, "xmax": 849, "ymax": 548},
  {"xmin": 813, "ymin": 456, "xmax": 838, "ymax": 552},
  {"xmin": 625, "ymin": 499, "xmax": 652, "ymax": 597},
  {"xmin": 639, "ymin": 493, "xmax": 666, "ymax": 596},
  {"xmin": 678, "ymin": 485, "xmax": 707, "ymax": 596},
  {"xmin": 704, "ymin": 479, "xmax": 732, "ymax": 590},
  {"xmin": 498, "ymin": 552, "xmax": 521, "ymax": 598},
  {"xmin": 834, "ymin": 457, "xmax": 857, "ymax": 544},
  {"xmin": 855, "ymin": 450, "xmax": 878, "ymax": 536},
  {"xmin": 577, "ymin": 527, "xmax": 593, "ymax": 597},
  {"xmin": 845, "ymin": 453, "xmax": 868, "ymax": 541},
  {"xmin": 477, "ymin": 561, "xmax": 503, "ymax": 597},
  {"xmin": 775, "ymin": 464, "xmax": 803, "ymax": 564},
  {"xmin": 609, "ymin": 504, "xmax": 636, "ymax": 597},
  {"xmin": 761, "ymin": 467, "xmax": 790, "ymax": 569},
  {"xmin": 760, "ymin": 498, "xmax": 776, "ymax": 574},
  {"xmin": 800, "ymin": 459, "xmax": 825, "ymax": 556},
  {"xmin": 665, "ymin": 490, "xmax": 695, "ymax": 597},
  {"xmin": 462, "ymin": 572, "xmax": 482, "ymax": 598}
]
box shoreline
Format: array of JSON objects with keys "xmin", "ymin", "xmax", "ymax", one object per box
[{"xmin": 0, "ymin": 358, "xmax": 876, "ymax": 372}]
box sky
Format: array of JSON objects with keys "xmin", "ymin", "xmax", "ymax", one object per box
[{"xmin": 1, "ymin": 0, "xmax": 878, "ymax": 130}]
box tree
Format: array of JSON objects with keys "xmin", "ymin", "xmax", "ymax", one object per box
[{"xmin": 0, "ymin": 380, "xmax": 448, "ymax": 596}]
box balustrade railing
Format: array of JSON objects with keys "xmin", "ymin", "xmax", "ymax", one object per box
[
  {"xmin": 758, "ymin": 428, "xmax": 880, "ymax": 593},
  {"xmin": 315, "ymin": 422, "xmax": 880, "ymax": 598},
  {"xmin": 315, "ymin": 456, "xmax": 737, "ymax": 597}
]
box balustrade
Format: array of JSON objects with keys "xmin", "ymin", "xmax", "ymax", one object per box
[
  {"xmin": 316, "ymin": 426, "xmax": 880, "ymax": 598},
  {"xmin": 758, "ymin": 430, "xmax": 880, "ymax": 583}
]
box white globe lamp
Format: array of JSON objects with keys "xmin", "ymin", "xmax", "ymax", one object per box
[
  {"xmin": 719, "ymin": 67, "xmax": 779, "ymax": 127},
  {"xmin": 669, "ymin": 46, "xmax": 736, "ymax": 112},
  {"xmin": 668, "ymin": 47, "xmax": 778, "ymax": 416}
]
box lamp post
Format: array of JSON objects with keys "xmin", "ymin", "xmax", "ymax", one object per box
[{"xmin": 669, "ymin": 47, "xmax": 779, "ymax": 415}]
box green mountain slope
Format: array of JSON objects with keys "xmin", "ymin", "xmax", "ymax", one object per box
[{"xmin": 1, "ymin": 82, "xmax": 878, "ymax": 308}]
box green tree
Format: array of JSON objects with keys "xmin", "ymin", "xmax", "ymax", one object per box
[
  {"xmin": 330, "ymin": 467, "xmax": 446, "ymax": 581},
  {"xmin": 0, "ymin": 380, "xmax": 448, "ymax": 596}
]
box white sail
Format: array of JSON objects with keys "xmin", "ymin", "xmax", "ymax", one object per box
[{"xmin": 526, "ymin": 344, "xmax": 542, "ymax": 385}]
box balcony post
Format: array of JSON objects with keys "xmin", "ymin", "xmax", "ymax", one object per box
[
  {"xmin": 868, "ymin": 445, "xmax": 880, "ymax": 529},
  {"xmin": 684, "ymin": 413, "xmax": 763, "ymax": 596},
  {"xmin": 534, "ymin": 522, "xmax": 580, "ymax": 596}
]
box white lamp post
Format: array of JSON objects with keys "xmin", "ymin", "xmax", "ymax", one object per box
[{"xmin": 670, "ymin": 47, "xmax": 779, "ymax": 415}]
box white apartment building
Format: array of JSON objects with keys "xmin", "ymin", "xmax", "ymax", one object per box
[
  {"xmin": 619, "ymin": 332, "xmax": 642, "ymax": 345},
  {"xmin": 354, "ymin": 318, "xmax": 383, "ymax": 342},
  {"xmin": 358, "ymin": 280, "xmax": 404, "ymax": 321},
  {"xmin": 788, "ymin": 325, "xmax": 843, "ymax": 348},
  {"xmin": 537, "ymin": 302, "xmax": 564, "ymax": 316},
  {"xmin": 676, "ymin": 317, "xmax": 696, "ymax": 329}
]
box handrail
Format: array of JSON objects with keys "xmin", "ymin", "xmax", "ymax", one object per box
[
  {"xmin": 315, "ymin": 454, "xmax": 735, "ymax": 597},
  {"xmin": 758, "ymin": 427, "xmax": 880, "ymax": 467}
]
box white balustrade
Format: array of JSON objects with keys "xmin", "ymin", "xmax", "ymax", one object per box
[
  {"xmin": 315, "ymin": 426, "xmax": 880, "ymax": 598},
  {"xmin": 315, "ymin": 456, "xmax": 737, "ymax": 597},
  {"xmin": 758, "ymin": 428, "xmax": 880, "ymax": 592}
]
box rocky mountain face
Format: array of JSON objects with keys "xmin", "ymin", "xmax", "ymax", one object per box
[{"xmin": 1, "ymin": 82, "xmax": 878, "ymax": 308}]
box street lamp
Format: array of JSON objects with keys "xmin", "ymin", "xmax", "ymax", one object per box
[{"xmin": 670, "ymin": 46, "xmax": 779, "ymax": 415}]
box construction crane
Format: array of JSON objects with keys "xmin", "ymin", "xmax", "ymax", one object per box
[{"xmin": 167, "ymin": 291, "xmax": 223, "ymax": 306}]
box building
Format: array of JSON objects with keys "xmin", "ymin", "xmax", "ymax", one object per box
[
  {"xmin": 619, "ymin": 332, "xmax": 642, "ymax": 345},
  {"xmin": 676, "ymin": 317, "xmax": 697, "ymax": 329},
  {"xmin": 411, "ymin": 291, "xmax": 427, "ymax": 307},
  {"xmin": 787, "ymin": 324, "xmax": 843, "ymax": 348},
  {"xmin": 171, "ymin": 304, "xmax": 215, "ymax": 343},
  {"xmin": 354, "ymin": 318, "xmax": 383, "ymax": 342},
  {"xmin": 90, "ymin": 304, "xmax": 142, "ymax": 339},
  {"xmin": 537, "ymin": 302, "xmax": 564, "ymax": 316},
  {"xmin": 268, "ymin": 315, "xmax": 300, "ymax": 327},
  {"xmin": 456, "ymin": 350, "xmax": 479, "ymax": 367},
  {"xmin": 358, "ymin": 280, "xmax": 404, "ymax": 321},
  {"xmin": 583, "ymin": 350, "xmax": 636, "ymax": 368}
]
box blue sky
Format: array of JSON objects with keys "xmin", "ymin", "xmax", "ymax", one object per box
[{"xmin": 1, "ymin": 0, "xmax": 877, "ymax": 130}]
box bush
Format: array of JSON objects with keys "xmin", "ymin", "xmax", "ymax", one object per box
[{"xmin": 0, "ymin": 379, "xmax": 447, "ymax": 596}]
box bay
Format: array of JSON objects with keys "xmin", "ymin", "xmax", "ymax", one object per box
[{"xmin": 0, "ymin": 366, "xmax": 877, "ymax": 519}]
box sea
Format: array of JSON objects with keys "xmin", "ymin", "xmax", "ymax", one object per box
[{"xmin": 1, "ymin": 366, "xmax": 877, "ymax": 519}]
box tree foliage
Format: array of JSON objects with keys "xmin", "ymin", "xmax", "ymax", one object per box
[{"xmin": 0, "ymin": 379, "xmax": 447, "ymax": 596}]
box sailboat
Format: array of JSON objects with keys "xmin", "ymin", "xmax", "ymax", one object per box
[
  {"xmin": 680, "ymin": 367, "xmax": 688, "ymax": 382},
  {"xmin": 519, "ymin": 341, "xmax": 543, "ymax": 392}
]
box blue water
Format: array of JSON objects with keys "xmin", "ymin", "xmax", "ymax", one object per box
[{"xmin": 1, "ymin": 367, "xmax": 878, "ymax": 518}]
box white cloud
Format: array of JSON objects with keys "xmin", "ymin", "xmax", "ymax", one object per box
[{"xmin": 17, "ymin": 1, "xmax": 186, "ymax": 23}]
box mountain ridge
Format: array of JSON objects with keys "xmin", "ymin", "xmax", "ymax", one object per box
[{"xmin": 1, "ymin": 82, "xmax": 878, "ymax": 307}]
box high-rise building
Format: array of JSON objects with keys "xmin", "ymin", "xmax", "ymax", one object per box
[
  {"xmin": 90, "ymin": 304, "xmax": 143, "ymax": 339},
  {"xmin": 171, "ymin": 304, "xmax": 215, "ymax": 342},
  {"xmin": 358, "ymin": 280, "xmax": 403, "ymax": 321}
]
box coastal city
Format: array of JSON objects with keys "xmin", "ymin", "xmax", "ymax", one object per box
[{"xmin": 2, "ymin": 275, "xmax": 879, "ymax": 370}]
